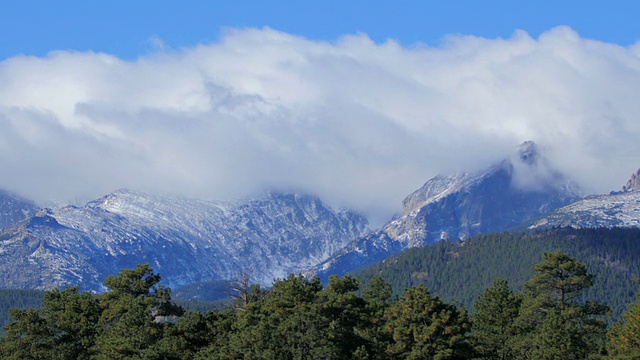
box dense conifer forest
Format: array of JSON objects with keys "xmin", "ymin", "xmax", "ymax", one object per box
[
  {"xmin": 0, "ymin": 289, "xmax": 44, "ymax": 337},
  {"xmin": 2, "ymin": 227, "xmax": 640, "ymax": 358},
  {"xmin": 354, "ymin": 227, "xmax": 640, "ymax": 319}
]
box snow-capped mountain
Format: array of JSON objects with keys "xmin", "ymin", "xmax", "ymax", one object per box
[
  {"xmin": 0, "ymin": 190, "xmax": 368, "ymax": 291},
  {"xmin": 0, "ymin": 190, "xmax": 38, "ymax": 228},
  {"xmin": 312, "ymin": 141, "xmax": 583, "ymax": 278},
  {"xmin": 526, "ymin": 168, "xmax": 640, "ymax": 230}
]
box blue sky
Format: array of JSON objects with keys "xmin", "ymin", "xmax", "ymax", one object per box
[
  {"xmin": 2, "ymin": 1, "xmax": 640, "ymax": 223},
  {"xmin": 2, "ymin": 1, "xmax": 639, "ymax": 60}
]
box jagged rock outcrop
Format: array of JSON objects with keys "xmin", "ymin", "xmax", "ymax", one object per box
[
  {"xmin": 312, "ymin": 141, "xmax": 582, "ymax": 279},
  {"xmin": 0, "ymin": 190, "xmax": 368, "ymax": 291},
  {"xmin": 622, "ymin": 168, "xmax": 640, "ymax": 192}
]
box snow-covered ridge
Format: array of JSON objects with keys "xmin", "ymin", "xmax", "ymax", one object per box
[
  {"xmin": 529, "ymin": 192, "xmax": 640, "ymax": 229},
  {"xmin": 527, "ymin": 185, "xmax": 640, "ymax": 230},
  {"xmin": 0, "ymin": 189, "xmax": 368, "ymax": 291}
]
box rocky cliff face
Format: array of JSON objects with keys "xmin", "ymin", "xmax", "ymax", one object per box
[
  {"xmin": 312, "ymin": 141, "xmax": 582, "ymax": 279},
  {"xmin": 388, "ymin": 142, "xmax": 581, "ymax": 246},
  {"xmin": 0, "ymin": 190, "xmax": 38, "ymax": 228},
  {"xmin": 622, "ymin": 168, "xmax": 640, "ymax": 192},
  {"xmin": 0, "ymin": 190, "xmax": 368, "ymax": 291}
]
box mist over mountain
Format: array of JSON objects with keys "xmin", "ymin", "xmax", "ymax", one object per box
[
  {"xmin": 0, "ymin": 190, "xmax": 38, "ymax": 228},
  {"xmin": 312, "ymin": 141, "xmax": 582, "ymax": 278},
  {"xmin": 2, "ymin": 27, "xmax": 640, "ymax": 224},
  {"xmin": 2, "ymin": 138, "xmax": 640, "ymax": 295}
]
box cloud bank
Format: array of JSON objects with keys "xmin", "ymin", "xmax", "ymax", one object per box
[{"xmin": 1, "ymin": 26, "xmax": 640, "ymax": 224}]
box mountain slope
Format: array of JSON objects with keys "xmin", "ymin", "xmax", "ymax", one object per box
[
  {"xmin": 353, "ymin": 227, "xmax": 640, "ymax": 320},
  {"xmin": 0, "ymin": 190, "xmax": 368, "ymax": 291},
  {"xmin": 312, "ymin": 141, "xmax": 582, "ymax": 279},
  {"xmin": 525, "ymin": 168, "xmax": 640, "ymax": 230},
  {"xmin": 0, "ymin": 190, "xmax": 38, "ymax": 228}
]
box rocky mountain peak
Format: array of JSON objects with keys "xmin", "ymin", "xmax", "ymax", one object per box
[
  {"xmin": 311, "ymin": 140, "xmax": 583, "ymax": 280},
  {"xmin": 622, "ymin": 168, "xmax": 640, "ymax": 192},
  {"xmin": 516, "ymin": 140, "xmax": 540, "ymax": 166},
  {"xmin": 27, "ymin": 209, "xmax": 63, "ymax": 229},
  {"xmin": 402, "ymin": 141, "xmax": 558, "ymax": 217}
]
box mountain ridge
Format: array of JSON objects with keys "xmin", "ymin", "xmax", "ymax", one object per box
[
  {"xmin": 524, "ymin": 167, "xmax": 640, "ymax": 231},
  {"xmin": 0, "ymin": 189, "xmax": 368, "ymax": 291}
]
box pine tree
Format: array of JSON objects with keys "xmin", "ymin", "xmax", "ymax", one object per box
[
  {"xmin": 91, "ymin": 263, "xmax": 184, "ymax": 359},
  {"xmin": 471, "ymin": 279, "xmax": 521, "ymax": 359},
  {"xmin": 384, "ymin": 285, "xmax": 472, "ymax": 359},
  {"xmin": 360, "ymin": 276, "xmax": 394, "ymax": 359},
  {"xmin": 0, "ymin": 286, "xmax": 101, "ymax": 360},
  {"xmin": 607, "ymin": 282, "xmax": 640, "ymax": 358},
  {"xmin": 514, "ymin": 251, "xmax": 609, "ymax": 359}
]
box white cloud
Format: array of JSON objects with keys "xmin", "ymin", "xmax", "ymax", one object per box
[{"xmin": 1, "ymin": 26, "xmax": 640, "ymax": 225}]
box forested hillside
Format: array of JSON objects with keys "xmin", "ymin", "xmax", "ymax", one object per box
[
  {"xmin": 354, "ymin": 227, "xmax": 640, "ymax": 319},
  {"xmin": 0, "ymin": 289, "xmax": 44, "ymax": 336},
  {"xmin": 3, "ymin": 259, "xmax": 640, "ymax": 359}
]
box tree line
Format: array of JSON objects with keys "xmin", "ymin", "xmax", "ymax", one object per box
[{"xmin": 1, "ymin": 251, "xmax": 640, "ymax": 359}]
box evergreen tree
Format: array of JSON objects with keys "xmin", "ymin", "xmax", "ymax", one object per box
[
  {"xmin": 320, "ymin": 275, "xmax": 368, "ymax": 358},
  {"xmin": 360, "ymin": 276, "xmax": 394, "ymax": 359},
  {"xmin": 514, "ymin": 251, "xmax": 609, "ymax": 359},
  {"xmin": 471, "ymin": 279, "xmax": 521, "ymax": 359},
  {"xmin": 192, "ymin": 310, "xmax": 237, "ymax": 359},
  {"xmin": 608, "ymin": 282, "xmax": 640, "ymax": 359},
  {"xmin": 230, "ymin": 274, "xmax": 327, "ymax": 359},
  {"xmin": 91, "ymin": 263, "xmax": 184, "ymax": 359},
  {"xmin": 0, "ymin": 289, "xmax": 44, "ymax": 337},
  {"xmin": 529, "ymin": 309, "xmax": 581, "ymax": 360},
  {"xmin": 384, "ymin": 285, "xmax": 472, "ymax": 359},
  {"xmin": 0, "ymin": 286, "xmax": 101, "ymax": 360}
]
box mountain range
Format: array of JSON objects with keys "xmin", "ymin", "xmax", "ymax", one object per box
[
  {"xmin": 1, "ymin": 141, "xmax": 640, "ymax": 293},
  {"xmin": 0, "ymin": 191, "xmax": 367, "ymax": 291}
]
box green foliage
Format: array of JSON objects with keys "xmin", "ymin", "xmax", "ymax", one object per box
[
  {"xmin": 384, "ymin": 285, "xmax": 472, "ymax": 359},
  {"xmin": 91, "ymin": 263, "xmax": 184, "ymax": 359},
  {"xmin": 3, "ymin": 247, "xmax": 640, "ymax": 359},
  {"xmin": 229, "ymin": 274, "xmax": 347, "ymax": 359},
  {"xmin": 529, "ymin": 309, "xmax": 581, "ymax": 360},
  {"xmin": 525, "ymin": 251, "xmax": 593, "ymax": 311},
  {"xmin": 471, "ymin": 279, "xmax": 521, "ymax": 359},
  {"xmin": 0, "ymin": 287, "xmax": 100, "ymax": 359},
  {"xmin": 354, "ymin": 228, "xmax": 640, "ymax": 320},
  {"xmin": 0, "ymin": 289, "xmax": 44, "ymax": 337},
  {"xmin": 360, "ymin": 276, "xmax": 394, "ymax": 358},
  {"xmin": 608, "ymin": 284, "xmax": 640, "ymax": 359},
  {"xmin": 513, "ymin": 252, "xmax": 609, "ymax": 359}
]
